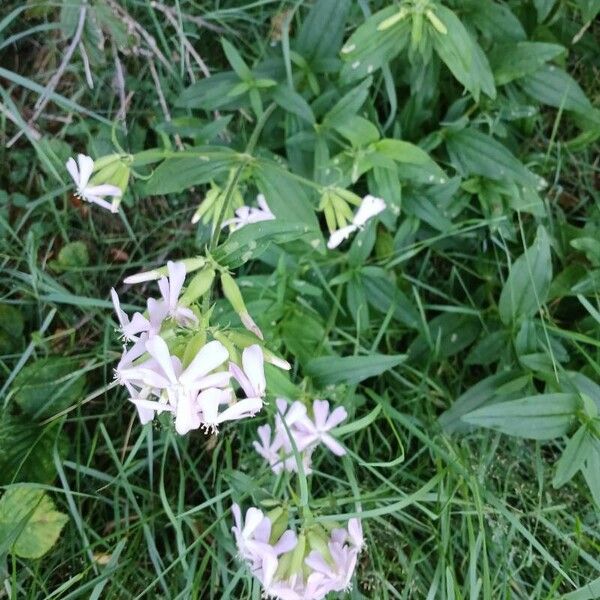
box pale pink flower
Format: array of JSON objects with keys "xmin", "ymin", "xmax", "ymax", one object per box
[
  {"xmin": 66, "ymin": 154, "xmax": 122, "ymax": 213},
  {"xmin": 231, "ymin": 504, "xmax": 297, "ymax": 588},
  {"xmin": 223, "ymin": 194, "xmax": 275, "ymax": 231},
  {"xmin": 158, "ymin": 261, "xmax": 198, "ymax": 326},
  {"xmin": 111, "ymin": 289, "xmax": 167, "ymax": 342},
  {"xmin": 118, "ymin": 335, "xmax": 230, "ymax": 435},
  {"xmin": 229, "ymin": 344, "xmax": 266, "ymax": 399},
  {"xmin": 294, "ymin": 400, "xmax": 347, "ymax": 456},
  {"xmin": 253, "ymin": 424, "xmax": 285, "ymax": 473},
  {"xmin": 196, "ymin": 388, "xmax": 263, "ymax": 433},
  {"xmin": 327, "ymin": 194, "xmax": 385, "ymax": 249}
]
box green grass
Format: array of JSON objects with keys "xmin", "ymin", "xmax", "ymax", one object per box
[{"xmin": 1, "ymin": 0, "xmax": 600, "ymax": 598}]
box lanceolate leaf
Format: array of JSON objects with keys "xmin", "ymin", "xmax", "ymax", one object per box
[
  {"xmin": 552, "ymin": 425, "xmax": 594, "ymax": 488},
  {"xmin": 518, "ymin": 64, "xmax": 593, "ymax": 115},
  {"xmin": 340, "ymin": 6, "xmax": 411, "ymax": 82},
  {"xmin": 306, "ymin": 354, "xmax": 406, "ymax": 386},
  {"xmin": 446, "ymin": 127, "xmax": 539, "ymax": 188},
  {"xmin": 489, "ymin": 42, "xmax": 565, "ymax": 85},
  {"xmin": 430, "ymin": 6, "xmax": 495, "ymax": 101},
  {"xmin": 498, "ymin": 226, "xmax": 552, "ymax": 325},
  {"xmin": 462, "ymin": 393, "xmax": 578, "ymax": 440}
]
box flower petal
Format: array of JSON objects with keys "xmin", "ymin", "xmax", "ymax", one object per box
[
  {"xmin": 312, "ymin": 399, "xmax": 330, "ymax": 430},
  {"xmin": 217, "ymin": 397, "xmax": 262, "ymax": 424},
  {"xmin": 145, "ymin": 335, "xmax": 178, "ymax": 383},
  {"xmin": 166, "ymin": 261, "xmax": 186, "ymax": 311},
  {"xmin": 77, "ymin": 154, "xmax": 94, "ymax": 189},
  {"xmin": 325, "ymin": 405, "xmax": 348, "ymax": 430},
  {"xmin": 175, "ymin": 394, "xmax": 201, "ymax": 435},
  {"xmin": 180, "ymin": 340, "xmax": 229, "ymax": 386},
  {"xmin": 321, "ymin": 433, "xmax": 346, "ymax": 456},
  {"xmin": 66, "ymin": 157, "xmax": 79, "ymax": 186},
  {"xmin": 84, "ymin": 184, "xmax": 122, "ymax": 197},
  {"xmin": 242, "ymin": 345, "xmax": 266, "ymax": 397},
  {"xmin": 327, "ymin": 225, "xmax": 357, "ymax": 249},
  {"xmin": 353, "ymin": 194, "xmax": 385, "ymax": 227}
]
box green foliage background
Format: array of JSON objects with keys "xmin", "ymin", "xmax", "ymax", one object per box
[{"xmin": 0, "ymin": 0, "xmax": 599, "ymax": 597}]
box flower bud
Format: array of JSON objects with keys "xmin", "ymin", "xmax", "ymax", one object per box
[
  {"xmin": 377, "ymin": 8, "xmax": 408, "ymax": 31},
  {"xmin": 306, "ymin": 526, "xmax": 332, "ymax": 562},
  {"xmin": 267, "ymin": 506, "xmax": 289, "ymax": 545},
  {"xmin": 124, "ymin": 257, "xmax": 205, "ymax": 285},
  {"xmin": 182, "ymin": 331, "xmax": 207, "ymax": 368},
  {"xmin": 425, "ymin": 9, "xmax": 447, "ymax": 34},
  {"xmin": 221, "ymin": 272, "xmax": 264, "ymax": 339},
  {"xmin": 288, "ymin": 532, "xmax": 306, "ymax": 577},
  {"xmin": 180, "ymin": 268, "xmax": 216, "ymax": 306}
]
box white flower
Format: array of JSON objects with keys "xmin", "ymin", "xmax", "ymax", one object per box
[
  {"xmin": 327, "ymin": 194, "xmax": 385, "ymax": 249},
  {"xmin": 111, "ymin": 289, "xmax": 167, "ymax": 342},
  {"xmin": 118, "ymin": 335, "xmax": 230, "ymax": 435},
  {"xmin": 222, "ymin": 194, "xmax": 275, "ymax": 231},
  {"xmin": 158, "ymin": 261, "xmax": 198, "ymax": 327},
  {"xmin": 66, "ymin": 154, "xmax": 122, "ymax": 213},
  {"xmin": 229, "ymin": 345, "xmax": 266, "ymax": 399},
  {"xmin": 254, "ymin": 399, "xmax": 347, "ymax": 474},
  {"xmin": 196, "ymin": 387, "xmax": 263, "ymax": 433},
  {"xmin": 293, "ymin": 400, "xmax": 347, "ymax": 456},
  {"xmin": 232, "ymin": 503, "xmax": 297, "ymax": 589}
]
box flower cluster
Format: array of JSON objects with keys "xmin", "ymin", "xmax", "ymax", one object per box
[
  {"xmin": 232, "ymin": 503, "xmax": 364, "ymax": 599},
  {"xmin": 112, "ymin": 260, "xmax": 268, "ymax": 434},
  {"xmin": 254, "ymin": 399, "xmax": 347, "ymax": 474}
]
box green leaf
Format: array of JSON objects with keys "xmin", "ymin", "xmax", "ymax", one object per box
[
  {"xmin": 408, "ymin": 313, "xmax": 481, "ymax": 361},
  {"xmin": 498, "ymin": 225, "xmax": 552, "ymax": 325},
  {"xmin": 254, "ymin": 160, "xmax": 323, "ymax": 248},
  {"xmin": 272, "ymin": 85, "xmax": 315, "ymax": 124},
  {"xmin": 0, "ymin": 304, "xmax": 24, "ymax": 353},
  {"xmin": 0, "ymin": 485, "xmax": 68, "ymax": 559},
  {"xmin": 221, "ymin": 38, "xmax": 252, "ymax": 80},
  {"xmin": 518, "ymin": 64, "xmax": 593, "ymax": 115},
  {"xmin": 334, "ymin": 116, "xmax": 380, "ymax": 147},
  {"xmin": 57, "ymin": 241, "xmax": 89, "ymax": 268},
  {"xmin": 321, "ymin": 77, "xmax": 372, "ymax": 130},
  {"xmin": 143, "ymin": 149, "xmax": 239, "ymax": 195},
  {"xmin": 552, "ymin": 425, "xmax": 594, "ymax": 488},
  {"xmin": 0, "ymin": 415, "xmax": 68, "ymax": 485},
  {"xmin": 430, "ymin": 6, "xmax": 495, "ymax": 101},
  {"xmin": 490, "ymin": 42, "xmax": 565, "ymax": 85},
  {"xmin": 462, "ymin": 393, "xmax": 578, "ymax": 440},
  {"xmin": 439, "ymin": 371, "xmax": 527, "ymax": 434},
  {"xmin": 12, "ymin": 356, "xmax": 86, "ymax": 419},
  {"xmin": 582, "ymin": 439, "xmax": 600, "ymax": 510},
  {"xmin": 175, "ymin": 72, "xmax": 242, "ymax": 110},
  {"xmin": 306, "ymin": 354, "xmax": 406, "ymax": 386},
  {"xmin": 296, "ymin": 0, "xmax": 351, "ymax": 61},
  {"xmin": 340, "ymin": 6, "xmax": 411, "ymax": 82},
  {"xmin": 213, "ymin": 220, "xmax": 310, "ymax": 268},
  {"xmin": 446, "ymin": 127, "xmax": 540, "ymax": 188}
]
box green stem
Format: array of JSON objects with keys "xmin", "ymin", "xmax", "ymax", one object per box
[{"xmin": 209, "ymin": 101, "xmax": 277, "ymax": 250}]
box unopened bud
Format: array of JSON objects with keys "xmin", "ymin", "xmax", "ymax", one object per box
[
  {"xmin": 221, "ymin": 273, "xmax": 264, "ymax": 339},
  {"xmin": 425, "ymin": 9, "xmax": 447, "ymax": 34},
  {"xmin": 377, "ymin": 8, "xmax": 408, "ymax": 31},
  {"xmin": 124, "ymin": 257, "xmax": 205, "ymax": 285},
  {"xmin": 180, "ymin": 268, "xmax": 216, "ymax": 306},
  {"xmin": 288, "ymin": 533, "xmax": 306, "ymax": 576},
  {"xmin": 267, "ymin": 507, "xmax": 289, "ymax": 544}
]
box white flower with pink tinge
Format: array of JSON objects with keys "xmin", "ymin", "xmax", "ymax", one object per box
[
  {"xmin": 231, "ymin": 503, "xmax": 297, "ymax": 589},
  {"xmin": 304, "ymin": 519, "xmax": 364, "ymax": 594},
  {"xmin": 158, "ymin": 261, "xmax": 198, "ymax": 327},
  {"xmin": 118, "ymin": 335, "xmax": 231, "ymax": 435},
  {"xmin": 111, "ymin": 289, "xmax": 167, "ymax": 343},
  {"xmin": 261, "ymin": 519, "xmax": 365, "ymax": 600},
  {"xmin": 229, "ymin": 345, "xmax": 266, "ymax": 400},
  {"xmin": 293, "ymin": 400, "xmax": 348, "ymax": 457},
  {"xmin": 327, "ymin": 194, "xmax": 386, "ymax": 249},
  {"xmin": 222, "ymin": 194, "xmax": 275, "ymax": 231},
  {"xmin": 66, "ymin": 154, "xmax": 122, "ymax": 213},
  {"xmin": 253, "ymin": 398, "xmax": 347, "ymax": 474}
]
